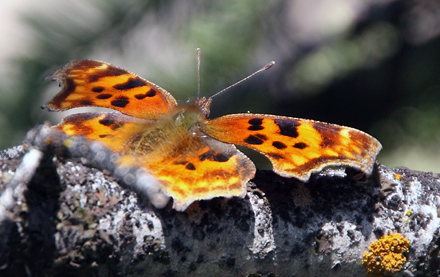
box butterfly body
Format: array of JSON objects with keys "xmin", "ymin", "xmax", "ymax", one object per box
[
  {"xmin": 44, "ymin": 60, "xmax": 381, "ymax": 211},
  {"xmin": 126, "ymin": 101, "xmax": 205, "ymax": 157}
]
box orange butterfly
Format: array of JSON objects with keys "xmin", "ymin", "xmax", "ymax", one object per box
[{"xmin": 43, "ymin": 60, "xmax": 381, "ymax": 211}]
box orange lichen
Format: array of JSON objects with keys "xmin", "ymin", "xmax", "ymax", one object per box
[
  {"xmin": 394, "ymin": 173, "xmax": 403, "ymax": 180},
  {"xmin": 362, "ymin": 232, "xmax": 410, "ymax": 276}
]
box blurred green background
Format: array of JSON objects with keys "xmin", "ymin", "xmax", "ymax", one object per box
[{"xmin": 1, "ymin": 0, "xmax": 439, "ymax": 172}]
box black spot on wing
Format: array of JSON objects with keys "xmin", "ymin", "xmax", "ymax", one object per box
[
  {"xmin": 92, "ymin": 86, "xmax": 104, "ymax": 93},
  {"xmin": 111, "ymin": 96, "xmax": 130, "ymax": 107},
  {"xmin": 214, "ymin": 153, "xmax": 229, "ymax": 162},
  {"xmin": 98, "ymin": 114, "xmax": 124, "ymax": 130},
  {"xmin": 272, "ymin": 141, "xmax": 287, "ymax": 149},
  {"xmin": 248, "ymin": 125, "xmax": 264, "ymax": 131},
  {"xmin": 293, "ymin": 142, "xmax": 308, "ymax": 149},
  {"xmin": 135, "ymin": 89, "xmax": 157, "ymax": 99},
  {"xmin": 199, "ymin": 149, "xmax": 230, "ymax": 162},
  {"xmin": 248, "ymin": 118, "xmax": 264, "ymax": 131},
  {"xmin": 185, "ymin": 163, "xmax": 196, "ymax": 170},
  {"xmin": 274, "ymin": 119, "xmax": 300, "ymax": 138},
  {"xmin": 113, "ymin": 77, "xmax": 146, "ymax": 90},
  {"xmin": 99, "ymin": 134, "xmax": 110, "ymax": 138},
  {"xmin": 244, "ymin": 134, "xmax": 268, "ymax": 145},
  {"xmin": 98, "ymin": 118, "xmax": 113, "ymax": 126},
  {"xmin": 96, "ymin": 94, "xmax": 112, "ymax": 99}
]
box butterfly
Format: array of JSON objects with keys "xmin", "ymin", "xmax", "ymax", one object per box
[{"xmin": 43, "ymin": 59, "xmax": 382, "ymax": 211}]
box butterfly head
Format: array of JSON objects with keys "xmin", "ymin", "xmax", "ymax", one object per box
[
  {"xmin": 171, "ymin": 97, "xmax": 212, "ymax": 132},
  {"xmin": 195, "ymin": 97, "xmax": 212, "ymax": 118}
]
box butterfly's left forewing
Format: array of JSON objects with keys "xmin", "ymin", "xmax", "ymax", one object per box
[
  {"xmin": 202, "ymin": 114, "xmax": 382, "ymax": 181},
  {"xmin": 45, "ymin": 60, "xmax": 178, "ymax": 119}
]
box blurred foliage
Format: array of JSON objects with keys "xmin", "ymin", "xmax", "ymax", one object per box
[{"xmin": 1, "ymin": 0, "xmax": 440, "ymax": 171}]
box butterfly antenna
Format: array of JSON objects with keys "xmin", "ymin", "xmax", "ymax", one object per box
[
  {"xmin": 210, "ymin": 61, "xmax": 276, "ymax": 99},
  {"xmin": 196, "ymin": 48, "xmax": 201, "ymax": 99}
]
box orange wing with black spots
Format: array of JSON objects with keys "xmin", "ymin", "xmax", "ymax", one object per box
[
  {"xmin": 202, "ymin": 114, "xmax": 382, "ymax": 181},
  {"xmin": 118, "ymin": 135, "xmax": 255, "ymax": 211},
  {"xmin": 44, "ymin": 60, "xmax": 178, "ymax": 119}
]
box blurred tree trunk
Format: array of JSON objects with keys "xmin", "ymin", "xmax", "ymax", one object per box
[{"xmin": 0, "ymin": 125, "xmax": 439, "ymax": 276}]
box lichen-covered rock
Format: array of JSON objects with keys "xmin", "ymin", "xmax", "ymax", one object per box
[{"xmin": 362, "ymin": 232, "xmax": 410, "ymax": 276}]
